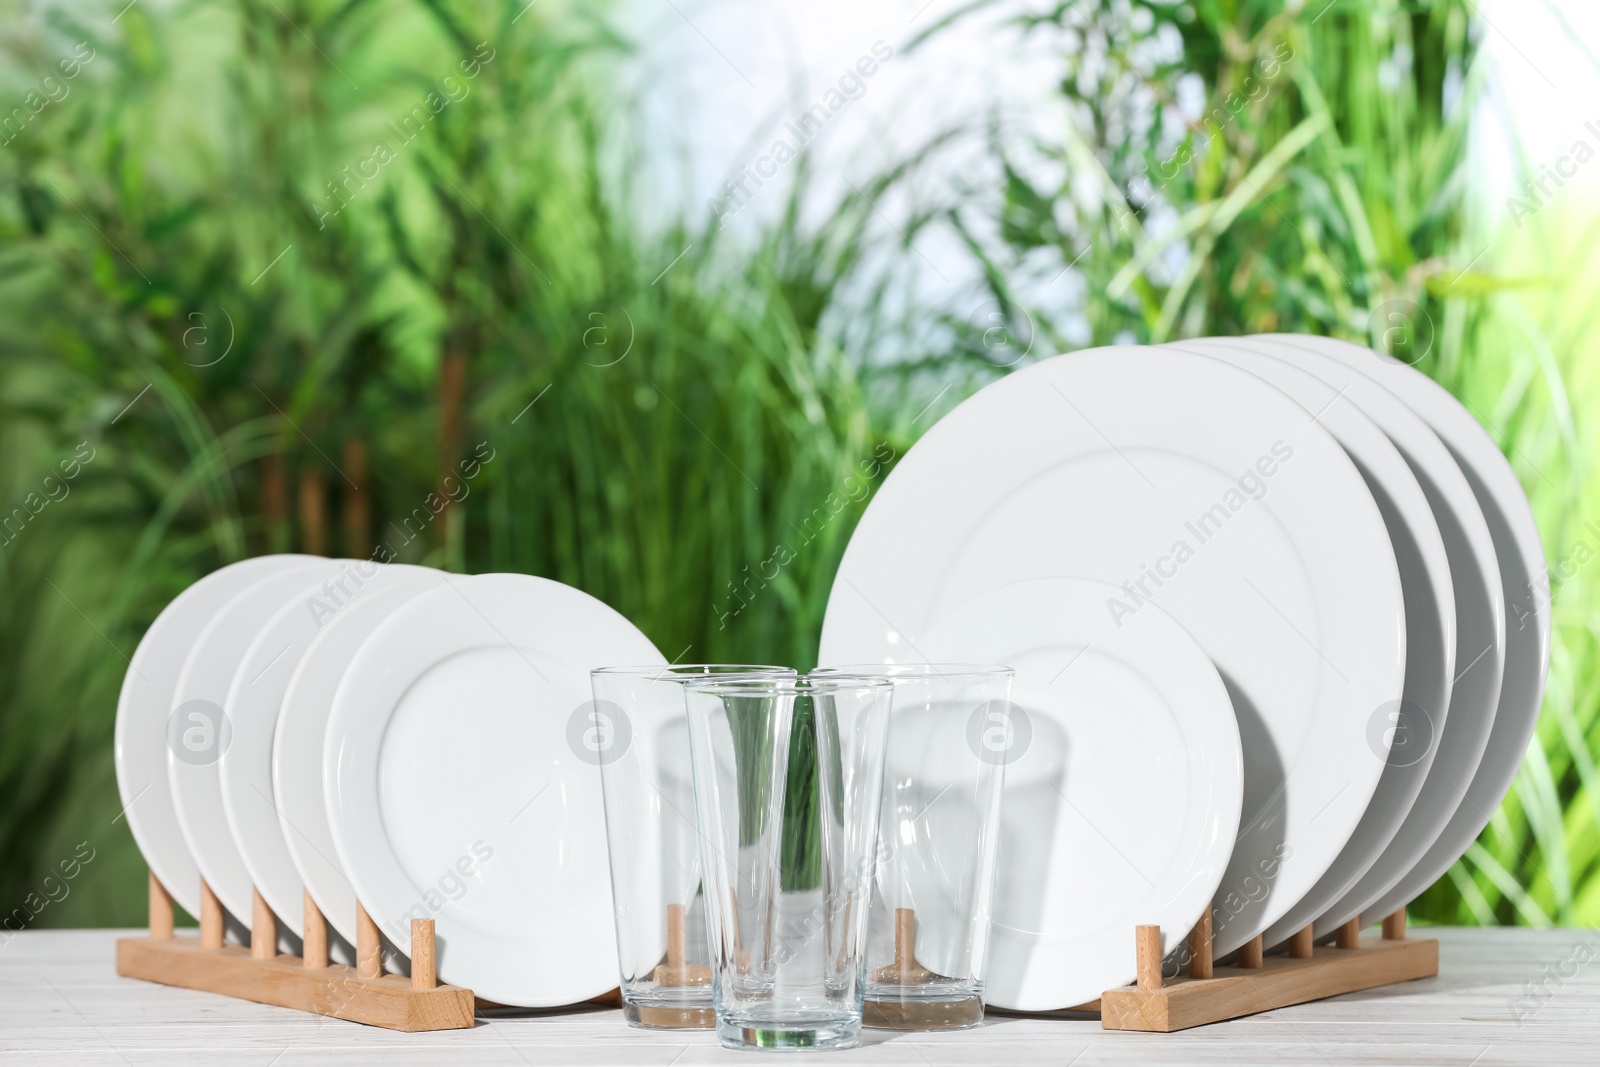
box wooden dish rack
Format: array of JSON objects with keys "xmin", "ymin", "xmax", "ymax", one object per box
[
  {"xmin": 116, "ymin": 871, "xmax": 475, "ymax": 1032},
  {"xmin": 1095, "ymin": 906, "xmax": 1438, "ymax": 1032},
  {"xmin": 117, "ymin": 870, "xmax": 1436, "ymax": 1034}
]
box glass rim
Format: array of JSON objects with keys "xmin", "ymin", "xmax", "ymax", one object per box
[
  {"xmin": 810, "ymin": 662, "xmax": 1014, "ymax": 682},
  {"xmin": 682, "ymin": 674, "xmax": 894, "ymax": 696},
  {"xmin": 591, "ymin": 663, "xmax": 796, "ymax": 679}
]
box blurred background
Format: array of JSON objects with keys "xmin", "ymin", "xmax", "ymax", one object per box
[{"xmin": 1, "ymin": 0, "xmax": 1595, "ymax": 931}]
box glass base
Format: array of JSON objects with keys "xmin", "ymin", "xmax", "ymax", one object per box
[
  {"xmin": 623, "ymin": 1000, "xmax": 715, "ymax": 1029},
  {"xmin": 863, "ymin": 994, "xmax": 984, "ymax": 1031},
  {"xmin": 716, "ymin": 1018, "xmax": 861, "ymax": 1051}
]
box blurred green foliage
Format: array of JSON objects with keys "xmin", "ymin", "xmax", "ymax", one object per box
[{"xmin": 0, "ymin": 0, "xmax": 1593, "ymax": 934}]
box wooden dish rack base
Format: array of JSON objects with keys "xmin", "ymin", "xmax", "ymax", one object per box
[
  {"xmin": 116, "ymin": 872, "xmax": 475, "ymax": 1032},
  {"xmin": 1096, "ymin": 907, "xmax": 1437, "ymax": 1032}
]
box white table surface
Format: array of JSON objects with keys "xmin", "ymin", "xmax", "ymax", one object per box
[{"xmin": 1, "ymin": 927, "xmax": 1596, "ymax": 1065}]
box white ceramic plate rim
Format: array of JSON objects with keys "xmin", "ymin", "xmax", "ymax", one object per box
[
  {"xmin": 168, "ymin": 559, "xmax": 343, "ymax": 925},
  {"xmin": 221, "ymin": 561, "xmax": 435, "ymax": 938},
  {"xmin": 1250, "ymin": 335, "xmax": 1510, "ymax": 936},
  {"xmin": 819, "ymin": 345, "xmax": 1405, "ymax": 957},
  {"xmin": 114, "ymin": 555, "xmax": 316, "ymax": 918},
  {"xmin": 1268, "ymin": 335, "xmax": 1549, "ymax": 924},
  {"xmin": 273, "ymin": 566, "xmax": 444, "ymax": 953},
  {"xmin": 1165, "ymin": 337, "xmax": 1457, "ymax": 945},
  {"xmin": 325, "ymin": 572, "xmax": 663, "ymax": 1006},
  {"xmin": 915, "ymin": 577, "xmax": 1243, "ymax": 1010}
]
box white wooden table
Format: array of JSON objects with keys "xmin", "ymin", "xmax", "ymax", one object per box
[{"xmin": 2, "ymin": 927, "xmax": 1596, "ymax": 1064}]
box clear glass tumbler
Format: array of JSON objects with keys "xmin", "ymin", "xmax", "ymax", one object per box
[
  {"xmin": 682, "ymin": 675, "xmax": 893, "ymax": 1051},
  {"xmin": 590, "ymin": 664, "xmax": 796, "ymax": 1029},
  {"xmin": 811, "ymin": 664, "xmax": 1013, "ymax": 1030}
]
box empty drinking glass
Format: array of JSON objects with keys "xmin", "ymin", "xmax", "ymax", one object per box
[
  {"xmin": 811, "ymin": 664, "xmax": 1013, "ymax": 1030},
  {"xmin": 682, "ymin": 675, "xmax": 893, "ymax": 1051},
  {"xmin": 590, "ymin": 664, "xmax": 795, "ymax": 1029}
]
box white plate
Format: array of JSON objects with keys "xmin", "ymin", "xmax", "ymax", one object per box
[
  {"xmin": 819, "ymin": 346, "xmax": 1406, "ymax": 959},
  {"xmin": 1266, "ymin": 336, "xmax": 1550, "ymax": 925},
  {"xmin": 115, "ymin": 555, "xmax": 317, "ymax": 919},
  {"xmin": 1248, "ymin": 335, "xmax": 1510, "ymax": 939},
  {"xmin": 912, "ymin": 578, "xmax": 1242, "ymax": 1011},
  {"xmin": 324, "ymin": 572, "xmax": 663, "ymax": 1006},
  {"xmin": 221, "ymin": 561, "xmax": 437, "ymax": 950},
  {"xmin": 1165, "ymin": 338, "xmax": 1456, "ymax": 946},
  {"xmin": 274, "ymin": 566, "xmax": 447, "ymax": 956},
  {"xmin": 168, "ymin": 558, "xmax": 344, "ymax": 927}
]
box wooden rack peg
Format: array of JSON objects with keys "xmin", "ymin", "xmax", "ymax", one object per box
[
  {"xmin": 355, "ymin": 901, "xmax": 382, "ymax": 980},
  {"xmin": 1135, "ymin": 925, "xmax": 1163, "ymax": 991},
  {"xmin": 199, "ymin": 880, "xmax": 224, "ymax": 950},
  {"xmin": 1186, "ymin": 911, "xmax": 1213, "ymax": 979},
  {"xmin": 411, "ymin": 919, "xmax": 437, "ymax": 990},
  {"xmin": 251, "ymin": 888, "xmax": 275, "ymax": 960},
  {"xmin": 148, "ymin": 871, "xmax": 174, "ymax": 942},
  {"xmin": 1288, "ymin": 924, "xmax": 1315, "ymax": 959},
  {"xmin": 302, "ymin": 891, "xmax": 328, "ymax": 969}
]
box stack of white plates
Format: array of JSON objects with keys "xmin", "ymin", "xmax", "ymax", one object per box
[
  {"xmin": 818, "ymin": 335, "xmax": 1550, "ymax": 1010},
  {"xmin": 114, "ymin": 563, "xmax": 663, "ymax": 1006}
]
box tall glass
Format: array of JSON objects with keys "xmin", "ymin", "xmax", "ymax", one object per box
[
  {"xmin": 590, "ymin": 665, "xmax": 795, "ymax": 1029},
  {"xmin": 811, "ymin": 664, "xmax": 1013, "ymax": 1030},
  {"xmin": 682, "ymin": 675, "xmax": 893, "ymax": 1051}
]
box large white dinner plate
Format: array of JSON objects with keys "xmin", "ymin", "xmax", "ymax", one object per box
[
  {"xmin": 274, "ymin": 566, "xmax": 447, "ymax": 956},
  {"xmin": 1247, "ymin": 336, "xmax": 1510, "ymax": 938},
  {"xmin": 1266, "ymin": 335, "xmax": 1551, "ymax": 926},
  {"xmin": 910, "ymin": 578, "xmax": 1242, "ymax": 1011},
  {"xmin": 324, "ymin": 572, "xmax": 664, "ymax": 1006},
  {"xmin": 169, "ymin": 558, "xmax": 345, "ymax": 929},
  {"xmin": 819, "ymin": 346, "xmax": 1406, "ymax": 958},
  {"xmin": 115, "ymin": 555, "xmax": 317, "ymax": 919},
  {"xmin": 1166, "ymin": 338, "xmax": 1456, "ymax": 947},
  {"xmin": 220, "ymin": 561, "xmax": 438, "ymax": 951}
]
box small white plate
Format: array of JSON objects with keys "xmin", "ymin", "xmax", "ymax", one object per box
[
  {"xmin": 115, "ymin": 555, "xmax": 317, "ymax": 919},
  {"xmin": 1166, "ymin": 338, "xmax": 1456, "ymax": 947},
  {"xmin": 168, "ymin": 559, "xmax": 344, "ymax": 926},
  {"xmin": 1251, "ymin": 335, "xmax": 1510, "ymax": 939},
  {"xmin": 273, "ymin": 566, "xmax": 446, "ymax": 955},
  {"xmin": 220, "ymin": 561, "xmax": 437, "ymax": 947},
  {"xmin": 325, "ymin": 572, "xmax": 663, "ymax": 1006},
  {"xmin": 820, "ymin": 346, "xmax": 1406, "ymax": 958},
  {"xmin": 915, "ymin": 578, "xmax": 1242, "ymax": 1011},
  {"xmin": 1268, "ymin": 336, "xmax": 1550, "ymax": 926}
]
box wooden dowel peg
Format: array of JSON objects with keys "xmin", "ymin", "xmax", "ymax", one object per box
[
  {"xmin": 250, "ymin": 888, "xmax": 276, "ymax": 960},
  {"xmin": 1186, "ymin": 910, "xmax": 1213, "ymax": 980},
  {"xmin": 411, "ymin": 919, "xmax": 437, "ymax": 991},
  {"xmin": 356, "ymin": 902, "xmax": 381, "ymax": 980},
  {"xmin": 666, "ymin": 902, "xmax": 687, "ymax": 969},
  {"xmin": 895, "ymin": 907, "xmax": 917, "ymax": 973},
  {"xmin": 302, "ymin": 890, "xmax": 328, "ymax": 969},
  {"xmin": 1383, "ymin": 907, "xmax": 1406, "ymax": 941},
  {"xmin": 1237, "ymin": 933, "xmax": 1264, "ymax": 969},
  {"xmin": 148, "ymin": 872, "xmax": 173, "ymax": 941},
  {"xmin": 1135, "ymin": 925, "xmax": 1163, "ymax": 991},
  {"xmin": 199, "ymin": 880, "xmax": 224, "ymax": 950},
  {"xmin": 654, "ymin": 903, "xmax": 713, "ymax": 988},
  {"xmin": 1288, "ymin": 924, "xmax": 1314, "ymax": 959},
  {"xmin": 869, "ymin": 906, "xmax": 933, "ymax": 985},
  {"xmin": 1336, "ymin": 917, "xmax": 1362, "ymax": 950}
]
